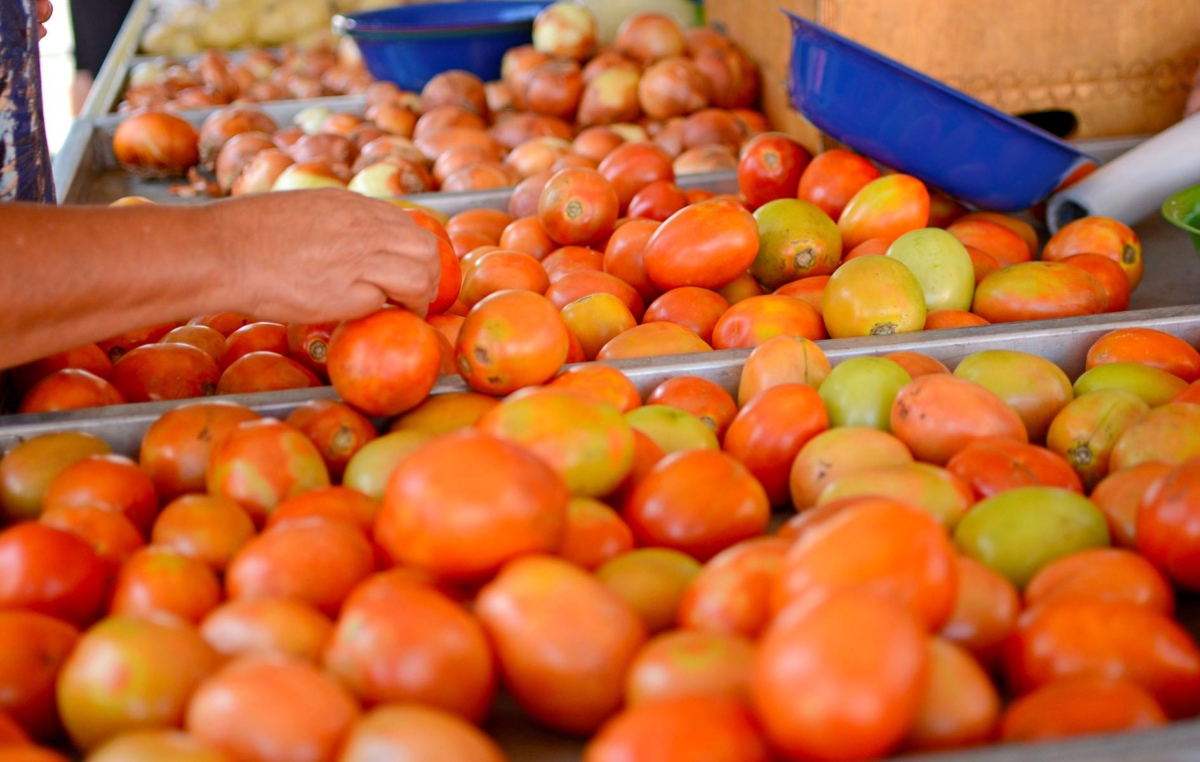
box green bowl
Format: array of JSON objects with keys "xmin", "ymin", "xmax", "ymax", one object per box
[{"xmin": 1163, "ymin": 184, "xmax": 1200, "ymax": 255}]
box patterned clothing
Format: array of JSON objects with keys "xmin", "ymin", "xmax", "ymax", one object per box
[{"xmin": 0, "ymin": 0, "xmax": 55, "ymax": 203}]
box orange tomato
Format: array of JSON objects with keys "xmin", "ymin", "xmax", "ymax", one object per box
[
  {"xmin": 110, "ymin": 344, "xmax": 220, "ymax": 403},
  {"xmin": 584, "ymin": 696, "xmax": 769, "ymax": 762},
  {"xmin": 543, "ymin": 245, "xmax": 605, "ymax": 282},
  {"xmin": 17, "ymin": 370, "xmax": 125, "ymax": 414},
  {"xmin": 1137, "ymin": 459, "xmax": 1200, "ymax": 592},
  {"xmin": 972, "ymin": 262, "xmax": 1108, "ymax": 323},
  {"xmin": 139, "ymin": 402, "xmax": 260, "ymax": 502},
  {"xmin": 789, "ymin": 427, "xmax": 913, "ymax": 511},
  {"xmin": 546, "ymin": 364, "xmax": 642, "ymax": 413},
  {"xmin": 40, "ymin": 454, "xmax": 157, "ymax": 537},
  {"xmin": 597, "ymin": 141, "xmax": 675, "ymax": 211},
  {"xmin": 602, "ymin": 218, "xmax": 663, "ymax": 303},
  {"xmin": 499, "ymin": 216, "xmax": 557, "ymax": 260},
  {"xmin": 624, "ymin": 630, "xmax": 755, "ymax": 706},
  {"xmin": 1061, "ymin": 252, "xmax": 1131, "ymax": 313},
  {"xmin": 10, "ymin": 343, "xmax": 112, "ymax": 397},
  {"xmin": 737, "ymin": 335, "xmax": 830, "ymax": 407},
  {"xmin": 327, "ymin": 309, "xmax": 443, "ymax": 418},
  {"xmin": 773, "ymin": 275, "xmax": 829, "ymax": 315},
  {"xmin": 220, "ymin": 322, "xmax": 289, "ymax": 370},
  {"xmin": 939, "ymin": 556, "xmax": 1020, "ymax": 671},
  {"xmin": 340, "ymin": 705, "xmax": 506, "ymax": 762},
  {"xmin": 752, "ymin": 591, "xmax": 928, "ymax": 761},
  {"xmin": 39, "ymin": 506, "xmax": 144, "ymax": 572},
  {"xmin": 559, "ymin": 498, "xmax": 635, "ymax": 570},
  {"xmin": 903, "ymin": 638, "xmax": 999, "ymax": 752},
  {"xmin": 447, "ymin": 208, "xmax": 514, "ymax": 243},
  {"xmin": 890, "ymin": 375, "xmax": 1028, "ymax": 465},
  {"xmin": 596, "ymin": 322, "xmax": 712, "ymax": 361},
  {"xmin": 0, "ymin": 611, "xmax": 79, "ymax": 740},
  {"xmin": 1043, "ymin": 216, "xmax": 1143, "ymax": 290},
  {"xmin": 206, "ymin": 419, "xmax": 330, "ymax": 525},
  {"xmin": 1086, "ymin": 327, "xmax": 1200, "ymax": 382},
  {"xmin": 1091, "ymin": 462, "xmax": 1172, "ymax": 548},
  {"xmin": 642, "ymin": 199, "xmax": 760, "ymax": 291},
  {"xmin": 263, "ymin": 486, "xmax": 378, "ymax": 535},
  {"xmin": 737, "ymin": 134, "xmax": 812, "ymax": 210},
  {"xmin": 1025, "ymin": 548, "xmax": 1174, "ymax": 615},
  {"xmin": 838, "ymin": 174, "xmax": 930, "ymax": 250},
  {"xmin": 946, "ymin": 218, "xmax": 1031, "ymax": 267},
  {"xmin": 628, "ymin": 180, "xmax": 689, "ymax": 222},
  {"xmin": 546, "ymin": 269, "xmax": 645, "ymax": 320},
  {"xmin": 924, "ymin": 309, "xmax": 989, "ymax": 330},
  {"xmin": 109, "ymin": 547, "xmax": 221, "ymax": 624},
  {"xmin": 284, "ymin": 400, "xmax": 378, "ymax": 482},
  {"xmin": 796, "ymin": 148, "xmax": 881, "ymax": 222},
  {"xmin": 710, "ymin": 294, "xmax": 826, "ymax": 349},
  {"xmin": 884, "ymin": 350, "xmax": 950, "ymax": 378},
  {"xmin": 455, "ymin": 290, "xmax": 571, "ymax": 396},
  {"xmin": 645, "ymin": 377, "xmax": 737, "ymax": 441},
  {"xmin": 642, "ymin": 287, "xmax": 730, "ymax": 345},
  {"xmin": 723, "ymin": 383, "xmax": 828, "ymax": 505},
  {"xmin": 150, "ymin": 494, "xmax": 255, "ymax": 573},
  {"xmin": 596, "ymin": 549, "xmax": 702, "ymax": 636},
  {"xmin": 677, "ymin": 537, "xmax": 790, "ymax": 639},
  {"xmin": 945, "ymin": 438, "xmax": 1083, "ymax": 500},
  {"xmin": 0, "ymin": 523, "xmax": 107, "ymax": 627},
  {"xmin": 999, "ymin": 677, "xmax": 1167, "ymax": 742},
  {"xmin": 216, "ymin": 352, "xmax": 322, "ymax": 396}
]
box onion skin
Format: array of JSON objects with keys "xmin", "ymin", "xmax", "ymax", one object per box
[
  {"xmin": 522, "ymin": 60, "xmax": 584, "ymax": 121},
  {"xmin": 581, "ymin": 49, "xmax": 641, "ymax": 84},
  {"xmin": 288, "ymin": 133, "xmax": 357, "ymax": 172},
  {"xmin": 231, "ymin": 149, "xmax": 293, "ymax": 195},
  {"xmin": 421, "ymin": 70, "xmax": 489, "ymax": 118},
  {"xmin": 354, "ymin": 136, "xmax": 428, "ymax": 174},
  {"xmin": 432, "ymin": 144, "xmax": 503, "ymax": 186},
  {"xmin": 215, "ymin": 131, "xmax": 276, "ymax": 195},
  {"xmin": 673, "ymin": 144, "xmax": 739, "ymax": 175},
  {"xmin": 197, "ymin": 106, "xmax": 278, "ymax": 170},
  {"xmin": 348, "ymin": 159, "xmax": 432, "ymax": 198},
  {"xmin": 532, "ymin": 3, "xmax": 597, "ymax": 62},
  {"xmin": 368, "ymin": 101, "xmax": 420, "ymax": 138},
  {"xmin": 577, "ymin": 68, "xmax": 641, "ymax": 127},
  {"xmin": 271, "ymin": 162, "xmax": 347, "ymax": 192},
  {"xmin": 112, "ymin": 111, "xmax": 200, "ymax": 178},
  {"xmin": 637, "ymin": 57, "xmax": 712, "ymax": 120},
  {"xmin": 615, "ymin": 13, "xmax": 687, "ymax": 64}
]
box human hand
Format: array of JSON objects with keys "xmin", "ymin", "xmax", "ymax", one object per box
[
  {"xmin": 210, "ymin": 189, "xmax": 442, "ymax": 323},
  {"xmin": 36, "ymin": 0, "xmax": 52, "ymax": 39}
]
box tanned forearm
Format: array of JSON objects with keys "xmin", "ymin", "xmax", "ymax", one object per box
[{"xmin": 0, "ymin": 202, "xmax": 244, "ymax": 369}]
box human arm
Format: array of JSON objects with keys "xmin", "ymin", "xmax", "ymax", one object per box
[{"xmin": 0, "ymin": 189, "xmax": 441, "ymax": 369}]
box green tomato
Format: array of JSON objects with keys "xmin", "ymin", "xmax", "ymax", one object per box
[
  {"xmin": 818, "ymin": 357, "xmax": 913, "ymax": 431},
  {"xmin": 342, "ymin": 431, "xmax": 430, "ymax": 501},
  {"xmin": 885, "ymin": 228, "xmax": 975, "ymax": 312},
  {"xmin": 624, "ymin": 405, "xmax": 719, "ymax": 454},
  {"xmin": 954, "ymin": 486, "xmax": 1110, "ymax": 588},
  {"xmin": 953, "ymin": 349, "xmax": 1074, "ymax": 442},
  {"xmin": 751, "ymin": 199, "xmax": 842, "ymax": 290},
  {"xmin": 1073, "ymin": 363, "xmax": 1189, "ymax": 408}
]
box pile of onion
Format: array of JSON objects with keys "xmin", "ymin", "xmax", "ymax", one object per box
[{"xmin": 112, "ymin": 111, "xmax": 201, "ymax": 178}]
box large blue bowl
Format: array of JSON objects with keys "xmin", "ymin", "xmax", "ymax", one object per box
[
  {"xmin": 785, "ymin": 12, "xmax": 1095, "ymax": 212},
  {"xmin": 335, "ymin": 2, "xmax": 553, "ymax": 92}
]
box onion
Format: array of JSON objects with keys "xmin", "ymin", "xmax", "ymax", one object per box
[
  {"xmin": 421, "ymin": 70, "xmax": 488, "ymax": 118},
  {"xmin": 321, "ymin": 112, "xmax": 365, "ymax": 138},
  {"xmin": 346, "ymin": 124, "xmax": 387, "ymax": 150},
  {"xmin": 489, "ymin": 112, "xmax": 573, "ymax": 150},
  {"xmin": 367, "ymin": 101, "xmax": 420, "ymax": 138},
  {"xmin": 229, "ymin": 65, "xmax": 257, "ymax": 94},
  {"xmin": 232, "ymin": 149, "xmax": 293, "ymax": 195},
  {"xmin": 507, "ymin": 170, "xmax": 554, "ymax": 218},
  {"xmin": 288, "ymin": 133, "xmax": 357, "ymax": 171},
  {"xmin": 681, "ymin": 108, "xmax": 744, "ymax": 150},
  {"xmin": 216, "ymin": 131, "xmax": 276, "ymax": 194},
  {"xmin": 615, "ymin": 13, "xmax": 686, "ymax": 64},
  {"xmin": 440, "ymin": 162, "xmax": 517, "ymax": 193},
  {"xmin": 573, "ymin": 126, "xmax": 625, "ymax": 161},
  {"xmin": 732, "ymin": 109, "xmax": 770, "ymax": 136},
  {"xmin": 432, "ymin": 144, "xmax": 503, "ymax": 186},
  {"xmin": 685, "ymin": 28, "xmax": 734, "ymax": 55},
  {"xmin": 577, "ymin": 68, "xmax": 641, "ymax": 126},
  {"xmin": 414, "ymin": 127, "xmax": 502, "ymax": 164},
  {"xmin": 532, "ymin": 3, "xmax": 597, "ymax": 61},
  {"xmin": 242, "ymin": 50, "xmax": 279, "ymax": 81},
  {"xmin": 129, "ymin": 60, "xmax": 166, "ymax": 89},
  {"xmin": 504, "ymin": 136, "xmax": 573, "ymax": 178},
  {"xmin": 609, "ymin": 122, "xmax": 649, "ymax": 143},
  {"xmin": 285, "ymin": 74, "xmax": 326, "ymax": 100},
  {"xmin": 347, "ymin": 159, "xmax": 432, "ymax": 197},
  {"xmin": 354, "ymin": 136, "xmax": 427, "ymax": 174},
  {"xmin": 673, "ymin": 144, "xmax": 739, "ymax": 175},
  {"xmin": 273, "ymin": 126, "xmax": 306, "ymax": 151},
  {"xmin": 242, "ymin": 81, "xmax": 287, "ymax": 102},
  {"xmin": 551, "ymin": 154, "xmax": 599, "ymax": 171},
  {"xmin": 365, "ymin": 81, "xmax": 402, "ymax": 108},
  {"xmin": 413, "ymin": 106, "xmax": 486, "ymax": 141},
  {"xmin": 522, "ymin": 60, "xmax": 583, "ymax": 120},
  {"xmin": 198, "ymin": 106, "xmax": 278, "ymax": 170},
  {"xmin": 501, "ymin": 45, "xmax": 552, "ymax": 108},
  {"xmin": 294, "ymin": 106, "xmax": 333, "ymax": 135},
  {"xmin": 112, "ymin": 111, "xmax": 200, "ymax": 178},
  {"xmin": 195, "ymin": 50, "xmax": 240, "ymax": 101},
  {"xmin": 651, "ymin": 117, "xmax": 686, "ymax": 158},
  {"xmin": 122, "ymin": 84, "xmax": 171, "ymax": 111},
  {"xmin": 285, "ymin": 46, "xmax": 338, "ymax": 80},
  {"xmin": 581, "ymin": 49, "xmax": 640, "ymax": 84},
  {"xmin": 693, "ymin": 46, "xmax": 758, "ymax": 110},
  {"xmin": 637, "ymin": 57, "xmax": 712, "ymax": 120},
  {"xmin": 486, "ymin": 81, "xmax": 515, "ymax": 115},
  {"xmin": 170, "ymin": 87, "xmax": 222, "ymax": 110},
  {"xmin": 163, "ymin": 64, "xmax": 200, "ymax": 92},
  {"xmin": 271, "ymin": 162, "xmax": 347, "ymax": 192}
]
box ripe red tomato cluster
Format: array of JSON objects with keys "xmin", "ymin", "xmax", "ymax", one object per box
[{"xmin": 1, "ymin": 322, "xmax": 1200, "ymax": 760}]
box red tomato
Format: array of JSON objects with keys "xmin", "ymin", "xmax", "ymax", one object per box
[
  {"xmin": 1137, "ymin": 458, "xmax": 1200, "ymax": 591},
  {"xmin": 722, "ymin": 383, "xmax": 829, "ymax": 505},
  {"xmin": 538, "ymin": 168, "xmax": 620, "ymax": 246},
  {"xmin": 0, "ymin": 523, "xmax": 107, "ymax": 627},
  {"xmin": 945, "ymin": 438, "xmax": 1083, "ymax": 500},
  {"xmin": 796, "ymin": 149, "xmax": 881, "ymax": 222},
  {"xmin": 584, "ymin": 696, "xmax": 770, "ymax": 762},
  {"xmin": 642, "ymin": 199, "xmax": 759, "ymax": 292},
  {"xmin": 1024, "ymin": 548, "xmax": 1174, "ymax": 616},
  {"xmin": 0, "ymin": 611, "xmax": 79, "ymax": 740},
  {"xmin": 737, "ymin": 132, "xmax": 812, "ymax": 210},
  {"xmin": 903, "ymin": 638, "xmax": 1000, "ymax": 752},
  {"xmin": 624, "ymin": 630, "xmax": 755, "ymax": 707},
  {"xmin": 677, "ymin": 537, "xmax": 790, "ymax": 639},
  {"xmin": 109, "ymin": 547, "xmax": 222, "ymax": 624},
  {"xmin": 999, "ymin": 677, "xmax": 1167, "ymax": 742}
]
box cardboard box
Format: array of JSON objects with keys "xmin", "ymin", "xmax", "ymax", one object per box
[{"xmin": 705, "ymin": 0, "xmax": 1200, "ymax": 150}]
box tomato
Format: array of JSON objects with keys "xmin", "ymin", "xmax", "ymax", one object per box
[
  {"xmin": 737, "ymin": 335, "xmax": 830, "ymax": 407},
  {"xmin": 642, "ymin": 287, "xmax": 730, "ymax": 345},
  {"xmin": 1092, "ymin": 463, "xmax": 1172, "ymax": 548},
  {"xmin": 645, "ymin": 377, "xmax": 737, "ymax": 441},
  {"xmin": 597, "ymin": 141, "xmax": 675, "ymax": 210},
  {"xmin": 139, "ymin": 402, "xmax": 260, "ymax": 502},
  {"xmin": 559, "ymin": 498, "xmax": 635, "ymax": 570},
  {"xmin": 796, "ymin": 148, "xmax": 881, "ymax": 222},
  {"xmin": 903, "ymin": 638, "xmax": 999, "ymax": 752},
  {"xmin": 723, "ymin": 383, "xmax": 828, "ymax": 505},
  {"xmin": 227, "ymin": 519, "xmax": 374, "ymax": 616},
  {"xmin": 738, "ymin": 132, "xmax": 812, "ymax": 210},
  {"xmin": 188, "ymin": 313, "xmax": 252, "ymax": 337},
  {"xmin": 886, "ymin": 228, "xmax": 975, "ymax": 312},
  {"xmin": 325, "ymin": 570, "xmax": 494, "ymax": 721},
  {"xmin": 39, "ymin": 506, "xmax": 143, "ymax": 573},
  {"xmin": 1079, "ymin": 364, "xmax": 1191, "ymax": 409},
  {"xmin": 110, "ymin": 344, "xmax": 220, "ymax": 403},
  {"xmin": 677, "ymin": 537, "xmax": 790, "ymax": 638},
  {"xmin": 838, "ymin": 174, "xmax": 930, "ymax": 250},
  {"xmin": 96, "ymin": 322, "xmax": 179, "ymax": 364},
  {"xmin": 546, "ymin": 364, "xmax": 642, "ymax": 414},
  {"xmin": 185, "ymin": 655, "xmax": 361, "ymax": 762},
  {"xmin": 750, "ymin": 199, "xmax": 840, "ymax": 289},
  {"xmin": 340, "ymin": 705, "xmax": 505, "ymax": 762},
  {"xmin": 86, "ymin": 730, "xmax": 230, "ymax": 762},
  {"xmin": 926, "ymin": 189, "xmax": 968, "ymax": 229},
  {"xmin": 999, "ymin": 677, "xmax": 1167, "ymax": 742},
  {"xmin": 284, "ymin": 400, "xmax": 377, "ymax": 482},
  {"xmin": 57, "ymin": 615, "xmax": 222, "ymax": 751},
  {"xmin": 890, "ymin": 375, "xmax": 1028, "ymax": 465},
  {"xmin": 946, "ymin": 218, "xmax": 1031, "ymax": 267},
  {"xmin": 17, "ymin": 370, "xmax": 125, "ymax": 414},
  {"xmin": 327, "ymin": 308, "xmax": 443, "ymax": 418},
  {"xmin": 1087, "ymin": 327, "xmax": 1200, "ymax": 382},
  {"xmin": 822, "ymin": 255, "xmax": 926, "ymax": 338},
  {"xmin": 546, "ymin": 269, "xmax": 646, "ymax": 320},
  {"xmin": 717, "ymin": 272, "xmax": 766, "ymax": 305},
  {"xmin": 1137, "ymin": 458, "xmax": 1200, "ymax": 592},
  {"xmin": 1062, "ymin": 253, "xmax": 1131, "ymax": 313},
  {"xmin": 1025, "ymin": 548, "xmax": 1174, "ymax": 615},
  {"xmin": 956, "ymin": 211, "xmax": 1039, "ymax": 254},
  {"xmin": 199, "ymin": 597, "xmax": 333, "ymax": 664},
  {"xmin": 602, "ymin": 219, "xmax": 662, "ymax": 303},
  {"xmin": 41, "ymin": 454, "xmax": 157, "ymax": 536},
  {"xmin": 711, "ymin": 295, "xmax": 826, "ymax": 349},
  {"xmin": 773, "ymin": 274, "xmax": 829, "ymax": 315},
  {"xmin": 946, "ymin": 438, "xmax": 1083, "ymax": 500},
  {"xmin": 109, "ymin": 547, "xmax": 221, "ymax": 624},
  {"xmin": 10, "ymin": 343, "xmax": 112, "ymax": 397},
  {"xmin": 885, "ymin": 350, "xmax": 950, "ymax": 379},
  {"xmin": 476, "ymin": 555, "xmax": 647, "ymax": 734},
  {"xmin": 216, "ymin": 352, "xmax": 322, "ymax": 396},
  {"xmin": 1110, "ymin": 403, "xmax": 1200, "ymax": 470},
  {"xmin": 206, "ymin": 419, "xmax": 330, "ymax": 525},
  {"xmin": 923, "ymin": 309, "xmax": 989, "ymax": 330},
  {"xmin": 1046, "ymin": 389, "xmax": 1150, "ymax": 490},
  {"xmin": 561, "ymin": 293, "xmax": 638, "ymax": 360},
  {"xmin": 460, "ymin": 250, "xmax": 550, "ymax": 307},
  {"xmin": 0, "ymin": 432, "xmax": 112, "ymax": 523},
  {"xmin": 954, "ymin": 486, "xmax": 1109, "ymax": 588},
  {"xmin": 390, "ymin": 392, "xmax": 499, "ymax": 437},
  {"xmin": 596, "ymin": 547, "xmax": 701, "ymax": 634},
  {"xmin": 477, "ymin": 389, "xmax": 635, "ymax": 498},
  {"xmin": 376, "ymin": 430, "xmax": 568, "ymax": 580},
  {"xmin": 597, "ymin": 322, "xmax": 712, "ymax": 361},
  {"xmin": 1043, "ymin": 216, "xmax": 1143, "ymax": 289},
  {"xmin": 0, "ymin": 523, "xmax": 107, "ymax": 627},
  {"xmin": 286, "ymin": 321, "xmax": 339, "ymax": 379},
  {"xmin": 972, "ymin": 262, "xmax": 1108, "ymax": 323},
  {"xmin": 627, "ymin": 180, "xmax": 686, "ymax": 224},
  {"xmin": 455, "ymin": 290, "xmax": 571, "ymax": 396},
  {"xmin": 264, "ymin": 487, "xmax": 379, "ymax": 535},
  {"xmin": 789, "ymin": 427, "xmax": 912, "ymax": 511},
  {"xmin": 342, "ymin": 431, "xmax": 431, "ymax": 502},
  {"xmin": 776, "ymin": 499, "xmax": 958, "ymax": 629},
  {"xmin": 752, "ymin": 591, "xmax": 928, "ymax": 761},
  {"xmin": 818, "ymin": 356, "xmax": 912, "ymax": 431},
  {"xmin": 584, "ymin": 696, "xmax": 769, "ymax": 762},
  {"xmin": 0, "ymin": 611, "xmax": 78, "ymax": 740},
  {"xmin": 642, "ymin": 199, "xmax": 759, "ymax": 291},
  {"xmin": 939, "ymin": 556, "xmax": 1019, "ymax": 671},
  {"xmin": 220, "ymin": 322, "xmax": 289, "ymax": 370},
  {"xmin": 817, "ymin": 462, "xmax": 974, "ymax": 530},
  {"xmin": 1005, "ymin": 599, "xmax": 1200, "ymax": 718}
]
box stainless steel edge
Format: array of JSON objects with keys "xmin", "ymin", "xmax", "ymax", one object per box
[
  {"xmin": 4, "ymin": 305, "xmax": 1199, "ymax": 458},
  {"xmin": 91, "ymin": 94, "xmax": 370, "ymax": 131},
  {"xmin": 80, "ymin": 0, "xmax": 155, "ymax": 119}
]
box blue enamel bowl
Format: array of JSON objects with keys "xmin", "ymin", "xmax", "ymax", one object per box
[
  {"xmin": 785, "ymin": 12, "xmax": 1095, "ymax": 212},
  {"xmin": 335, "ymin": 2, "xmax": 553, "ymax": 92}
]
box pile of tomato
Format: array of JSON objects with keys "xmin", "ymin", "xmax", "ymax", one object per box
[{"xmin": 1, "ymin": 314, "xmax": 1199, "ymax": 761}]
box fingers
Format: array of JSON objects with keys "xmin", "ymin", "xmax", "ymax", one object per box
[
  {"xmin": 365, "ymin": 227, "xmax": 442, "ymax": 316},
  {"xmin": 37, "ymin": 0, "xmax": 52, "ymax": 23}
]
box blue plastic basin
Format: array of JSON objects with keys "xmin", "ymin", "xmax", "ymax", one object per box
[
  {"xmin": 335, "ymin": 1, "xmax": 553, "ymax": 92},
  {"xmin": 785, "ymin": 12, "xmax": 1096, "ymax": 212}
]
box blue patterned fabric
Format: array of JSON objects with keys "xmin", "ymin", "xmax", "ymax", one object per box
[{"xmin": 0, "ymin": 0, "xmax": 55, "ymax": 203}]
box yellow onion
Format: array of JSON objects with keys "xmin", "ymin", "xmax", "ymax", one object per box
[
  {"xmin": 216, "ymin": 131, "xmax": 276, "ymax": 195},
  {"xmin": 347, "ymin": 158, "xmax": 433, "ymax": 198},
  {"xmin": 271, "ymin": 161, "xmax": 346, "ymax": 192},
  {"xmin": 112, "ymin": 111, "xmax": 200, "ymax": 178},
  {"xmin": 198, "ymin": 105, "xmax": 278, "ymax": 170},
  {"xmin": 232, "ymin": 149, "xmax": 294, "ymax": 195}
]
